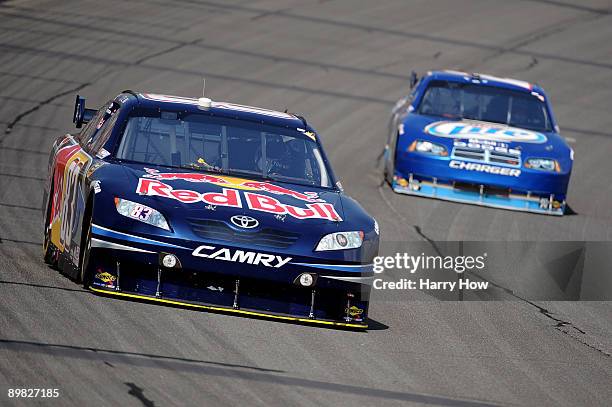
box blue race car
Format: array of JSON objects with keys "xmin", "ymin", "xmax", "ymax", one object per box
[
  {"xmin": 43, "ymin": 91, "xmax": 378, "ymax": 328},
  {"xmin": 384, "ymin": 70, "xmax": 573, "ymax": 215}
]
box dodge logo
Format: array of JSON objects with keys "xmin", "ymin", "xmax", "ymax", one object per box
[{"xmin": 230, "ymin": 215, "xmax": 259, "ymax": 229}]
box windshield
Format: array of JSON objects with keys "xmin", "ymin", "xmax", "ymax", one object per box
[
  {"xmin": 418, "ymin": 80, "xmax": 552, "ymax": 132},
  {"xmin": 116, "ymin": 111, "xmax": 332, "ymax": 188}
]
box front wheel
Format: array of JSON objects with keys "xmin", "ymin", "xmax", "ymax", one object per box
[
  {"xmin": 383, "ymin": 146, "xmax": 394, "ymax": 186},
  {"xmin": 43, "ymin": 188, "xmax": 57, "ymax": 266},
  {"xmin": 78, "ymin": 216, "xmax": 93, "ymax": 288}
]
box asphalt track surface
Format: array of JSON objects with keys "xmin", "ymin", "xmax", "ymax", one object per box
[{"xmin": 1, "ymin": 1, "xmax": 611, "ymax": 406}]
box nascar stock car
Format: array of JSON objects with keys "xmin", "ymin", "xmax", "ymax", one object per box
[
  {"xmin": 43, "ymin": 91, "xmax": 379, "ymax": 328},
  {"xmin": 383, "ymin": 70, "xmax": 573, "ymax": 215}
]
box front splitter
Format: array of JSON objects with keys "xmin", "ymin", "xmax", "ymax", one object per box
[
  {"xmin": 392, "ymin": 178, "xmax": 565, "ymax": 216},
  {"xmin": 89, "ymin": 286, "xmax": 368, "ymax": 329}
]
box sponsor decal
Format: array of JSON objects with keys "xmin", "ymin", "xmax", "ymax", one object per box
[
  {"xmin": 449, "ymin": 160, "xmax": 521, "ymax": 177},
  {"xmin": 128, "ymin": 204, "xmax": 153, "ymax": 221},
  {"xmin": 453, "ymin": 139, "xmax": 521, "ymax": 155},
  {"xmin": 96, "ymin": 148, "xmax": 110, "ymax": 159},
  {"xmin": 143, "ymin": 168, "xmax": 323, "ymax": 203},
  {"xmin": 297, "ymin": 127, "xmax": 316, "ymax": 141},
  {"xmin": 425, "ymin": 121, "xmax": 547, "ymax": 144},
  {"xmin": 192, "ymin": 245, "xmax": 292, "ymax": 268},
  {"xmin": 345, "ymin": 305, "xmax": 364, "ymax": 322},
  {"xmin": 136, "ymin": 178, "xmax": 342, "ymax": 221},
  {"xmin": 86, "ymin": 161, "xmax": 106, "ymax": 177},
  {"xmin": 94, "ymin": 271, "xmax": 116, "ymax": 287}
]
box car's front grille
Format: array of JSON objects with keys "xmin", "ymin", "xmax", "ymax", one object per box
[
  {"xmin": 452, "ymin": 146, "xmax": 520, "ymax": 167},
  {"xmin": 187, "ymin": 219, "xmax": 300, "ymax": 249},
  {"xmin": 453, "ymin": 147, "xmax": 485, "ymax": 161}
]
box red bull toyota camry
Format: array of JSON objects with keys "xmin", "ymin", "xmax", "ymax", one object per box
[{"xmin": 43, "ymin": 91, "xmax": 379, "ymax": 328}]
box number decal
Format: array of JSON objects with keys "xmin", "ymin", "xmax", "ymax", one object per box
[{"xmin": 129, "ymin": 205, "xmax": 152, "ymax": 221}]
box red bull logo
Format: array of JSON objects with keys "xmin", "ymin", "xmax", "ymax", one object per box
[
  {"xmin": 143, "ymin": 168, "xmax": 323, "ymax": 203},
  {"xmin": 136, "ymin": 178, "xmax": 341, "ymax": 221}
]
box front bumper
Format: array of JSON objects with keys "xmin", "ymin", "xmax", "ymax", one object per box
[
  {"xmin": 89, "ymin": 224, "xmax": 372, "ymax": 328},
  {"xmin": 393, "ymin": 153, "xmax": 569, "ymax": 215},
  {"xmin": 392, "ymin": 175, "xmax": 564, "ymax": 215}
]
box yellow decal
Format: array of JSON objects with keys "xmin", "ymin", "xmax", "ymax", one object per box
[
  {"xmin": 95, "ymin": 272, "xmax": 116, "ymax": 283},
  {"xmin": 346, "ymin": 305, "xmax": 364, "ymax": 317}
]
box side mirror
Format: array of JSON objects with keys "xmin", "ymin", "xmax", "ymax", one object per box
[
  {"xmin": 72, "ymin": 95, "xmax": 96, "ymax": 128},
  {"xmin": 409, "ymin": 71, "xmax": 418, "ymax": 89}
]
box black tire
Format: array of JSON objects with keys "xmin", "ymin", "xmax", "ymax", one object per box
[
  {"xmin": 78, "ymin": 214, "xmax": 93, "ymax": 288},
  {"xmin": 43, "ymin": 187, "xmax": 57, "ymax": 266},
  {"xmin": 384, "ymin": 150, "xmax": 394, "ymax": 186}
]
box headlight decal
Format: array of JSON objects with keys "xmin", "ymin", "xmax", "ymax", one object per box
[
  {"xmin": 409, "ymin": 140, "xmax": 448, "ymax": 156},
  {"xmin": 114, "ymin": 198, "xmax": 171, "ymax": 231},
  {"xmin": 315, "ymin": 231, "xmax": 364, "ymax": 251},
  {"xmin": 524, "ymin": 158, "xmax": 560, "ymax": 172}
]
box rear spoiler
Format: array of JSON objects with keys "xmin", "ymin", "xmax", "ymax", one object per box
[
  {"xmin": 72, "ymin": 95, "xmax": 97, "ymax": 128},
  {"xmin": 409, "ymin": 71, "xmax": 418, "ymax": 88}
]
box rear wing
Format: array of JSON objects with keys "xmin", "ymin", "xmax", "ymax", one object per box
[{"xmin": 72, "ymin": 95, "xmax": 97, "ymax": 128}]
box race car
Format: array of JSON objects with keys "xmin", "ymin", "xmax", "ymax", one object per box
[
  {"xmin": 43, "ymin": 91, "xmax": 379, "ymax": 328},
  {"xmin": 383, "ymin": 70, "xmax": 573, "ymax": 215}
]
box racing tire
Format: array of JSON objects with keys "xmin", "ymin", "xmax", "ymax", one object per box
[
  {"xmin": 383, "ymin": 150, "xmax": 394, "ymax": 186},
  {"xmin": 78, "ymin": 213, "xmax": 94, "ymax": 288},
  {"xmin": 43, "ymin": 185, "xmax": 57, "ymax": 266}
]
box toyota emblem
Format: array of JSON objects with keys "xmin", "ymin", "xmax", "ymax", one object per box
[{"xmin": 230, "ymin": 215, "xmax": 259, "ymax": 229}]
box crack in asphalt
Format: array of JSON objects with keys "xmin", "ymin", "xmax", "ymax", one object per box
[
  {"xmin": 0, "ymin": 172, "xmax": 45, "ymax": 181},
  {"xmin": 0, "ymin": 202, "xmax": 40, "ymax": 211},
  {"xmin": 169, "ymin": 0, "xmax": 612, "ymax": 71},
  {"xmin": 0, "ymin": 339, "xmax": 286, "ymax": 373},
  {"xmin": 2, "ymin": 82, "xmax": 90, "ymax": 137},
  {"xmin": 0, "ymin": 9, "xmax": 408, "ymax": 82},
  {"xmin": 463, "ymin": 12, "xmax": 607, "ymax": 71},
  {"xmin": 0, "ymin": 237, "xmax": 42, "ymax": 246},
  {"xmin": 521, "ymin": 0, "xmax": 611, "ymax": 14},
  {"xmin": 467, "ymin": 270, "xmax": 611, "ymax": 357},
  {"xmin": 133, "ymin": 39, "xmax": 201, "ymax": 65},
  {"xmin": 523, "ymin": 57, "xmax": 539, "ymax": 72}
]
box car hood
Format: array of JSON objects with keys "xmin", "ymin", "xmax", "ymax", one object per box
[
  {"xmin": 402, "ymin": 114, "xmax": 571, "ymax": 156},
  {"xmin": 116, "ymin": 163, "xmax": 345, "ymax": 227}
]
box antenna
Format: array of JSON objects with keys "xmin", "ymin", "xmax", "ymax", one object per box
[{"xmin": 198, "ymin": 77, "xmax": 212, "ymax": 109}]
